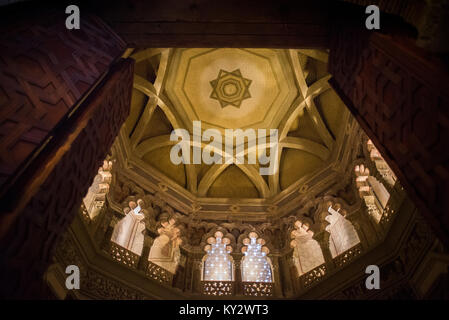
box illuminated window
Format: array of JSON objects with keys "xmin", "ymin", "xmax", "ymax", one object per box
[
  {"xmin": 326, "ymin": 205, "xmax": 360, "ymax": 257},
  {"xmin": 111, "ymin": 200, "xmax": 145, "ymax": 255},
  {"xmin": 241, "ymin": 232, "xmax": 272, "ymax": 283},
  {"xmin": 202, "ymin": 231, "xmax": 233, "ymax": 281}
]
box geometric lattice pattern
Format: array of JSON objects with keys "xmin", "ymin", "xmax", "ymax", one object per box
[
  {"xmin": 300, "ymin": 264, "xmax": 327, "ymax": 288},
  {"xmin": 0, "ymin": 58, "xmax": 133, "ymax": 298},
  {"xmin": 242, "ymin": 282, "xmax": 273, "ymax": 297},
  {"xmin": 202, "ymin": 281, "xmax": 234, "ymax": 296},
  {"xmin": 110, "ymin": 242, "xmax": 140, "ymax": 269},
  {"xmin": 0, "ymin": 13, "xmax": 125, "ymax": 191},
  {"xmin": 146, "ymin": 261, "xmax": 174, "ymax": 285},
  {"xmin": 210, "ymin": 69, "xmax": 251, "ymax": 108}
]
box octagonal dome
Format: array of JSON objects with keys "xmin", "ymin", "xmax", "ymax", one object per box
[
  {"xmin": 124, "ymin": 48, "xmax": 348, "ymax": 202},
  {"xmin": 164, "ymin": 48, "xmax": 298, "ymax": 133}
]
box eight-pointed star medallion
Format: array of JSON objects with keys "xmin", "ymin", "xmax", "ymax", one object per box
[{"xmin": 210, "ymin": 69, "xmax": 252, "ymax": 108}]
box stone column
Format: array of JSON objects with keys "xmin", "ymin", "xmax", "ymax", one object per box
[
  {"xmin": 287, "ymin": 252, "xmax": 300, "ymax": 295},
  {"xmin": 279, "ymin": 255, "xmax": 295, "ymax": 298},
  {"xmin": 192, "ymin": 258, "xmax": 203, "ymax": 294},
  {"xmin": 94, "ymin": 207, "xmax": 115, "ymax": 246},
  {"xmin": 138, "ymin": 235, "xmax": 154, "ymax": 271},
  {"xmin": 100, "ymin": 224, "xmax": 115, "ymax": 253},
  {"xmin": 346, "ymin": 210, "xmax": 378, "ymax": 249},
  {"xmin": 173, "ymin": 252, "xmax": 187, "ymax": 290},
  {"xmin": 270, "ymin": 256, "xmax": 283, "ymax": 298},
  {"xmin": 313, "ymin": 232, "xmax": 335, "ymax": 273},
  {"xmin": 183, "ymin": 254, "xmax": 195, "ymax": 293},
  {"xmin": 233, "ymin": 255, "xmax": 243, "ymax": 295}
]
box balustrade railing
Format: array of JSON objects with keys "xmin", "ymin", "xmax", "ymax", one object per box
[
  {"xmin": 242, "ymin": 281, "xmax": 273, "ymax": 297},
  {"xmin": 379, "ymin": 205, "xmax": 395, "ymax": 225},
  {"xmin": 202, "ymin": 281, "xmax": 234, "ymax": 296},
  {"xmin": 146, "ymin": 261, "xmax": 174, "ymax": 285},
  {"xmin": 80, "ymin": 203, "xmax": 91, "ymax": 224},
  {"xmin": 299, "ymin": 263, "xmax": 327, "ymax": 288},
  {"xmin": 333, "ymin": 243, "xmax": 362, "ymax": 268},
  {"xmin": 109, "ymin": 242, "xmax": 140, "ymax": 269}
]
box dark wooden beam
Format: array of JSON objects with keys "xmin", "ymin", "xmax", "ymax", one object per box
[{"xmin": 91, "ymin": 0, "xmax": 334, "ymax": 48}]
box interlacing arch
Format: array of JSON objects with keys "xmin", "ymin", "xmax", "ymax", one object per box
[
  {"xmin": 270, "ymin": 49, "xmax": 335, "ymax": 195},
  {"xmin": 128, "ymin": 48, "xmax": 337, "ymax": 198}
]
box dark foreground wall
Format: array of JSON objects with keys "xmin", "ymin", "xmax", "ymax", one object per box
[{"xmin": 0, "ymin": 5, "xmax": 133, "ymax": 298}]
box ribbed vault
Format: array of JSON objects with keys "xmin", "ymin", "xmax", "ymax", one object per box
[{"xmin": 121, "ymin": 48, "xmax": 348, "ymax": 202}]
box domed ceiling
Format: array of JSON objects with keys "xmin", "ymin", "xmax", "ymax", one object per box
[
  {"xmin": 165, "ymin": 48, "xmax": 298, "ymax": 132},
  {"xmin": 116, "ymin": 48, "xmax": 352, "ymax": 216}
]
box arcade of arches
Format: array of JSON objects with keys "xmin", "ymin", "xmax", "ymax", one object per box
[{"xmin": 0, "ymin": 0, "xmax": 448, "ymax": 300}]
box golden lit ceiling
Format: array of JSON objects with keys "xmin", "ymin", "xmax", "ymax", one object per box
[
  {"xmin": 165, "ymin": 48, "xmax": 298, "ymax": 132},
  {"xmin": 120, "ymin": 48, "xmax": 349, "ymax": 203}
]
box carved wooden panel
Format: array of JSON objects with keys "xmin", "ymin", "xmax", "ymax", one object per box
[
  {"xmin": 329, "ymin": 30, "xmax": 449, "ymax": 245},
  {"xmin": 299, "ymin": 263, "xmax": 327, "ymax": 288},
  {"xmin": 242, "ymin": 281, "xmax": 274, "ymax": 297},
  {"xmin": 0, "ymin": 58, "xmax": 134, "ymax": 299},
  {"xmin": 333, "ymin": 243, "xmax": 362, "ymax": 268},
  {"xmin": 110, "ymin": 242, "xmax": 140, "ymax": 269},
  {"xmin": 202, "ymin": 281, "xmax": 234, "ymax": 296},
  {"xmin": 55, "ymin": 231, "xmax": 148, "ymax": 300},
  {"xmin": 146, "ymin": 261, "xmax": 174, "ymax": 285},
  {"xmin": 0, "ymin": 11, "xmax": 125, "ymax": 190},
  {"xmin": 96, "ymin": 1, "xmax": 330, "ymax": 48}
]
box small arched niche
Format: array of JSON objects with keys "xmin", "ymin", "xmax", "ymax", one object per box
[
  {"xmin": 148, "ymin": 218, "xmax": 182, "ymax": 274},
  {"xmin": 111, "ymin": 200, "xmax": 145, "ymax": 256},
  {"xmin": 355, "ymin": 163, "xmax": 390, "ymax": 223},
  {"xmin": 326, "ymin": 205, "xmax": 360, "ymax": 258},
  {"xmin": 290, "ymin": 221, "xmax": 324, "ymax": 276}
]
